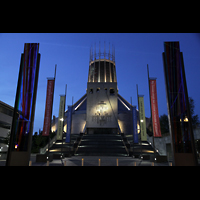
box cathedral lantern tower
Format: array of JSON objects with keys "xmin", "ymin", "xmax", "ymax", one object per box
[
  {"xmin": 88, "ymin": 42, "xmax": 117, "ymax": 83},
  {"xmin": 86, "ymin": 42, "xmax": 118, "ymax": 134}
]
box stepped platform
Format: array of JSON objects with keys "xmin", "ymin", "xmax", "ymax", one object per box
[
  {"xmin": 46, "ymin": 134, "xmax": 79, "ymax": 159},
  {"xmin": 43, "ymin": 132, "xmax": 159, "ymax": 159},
  {"xmin": 125, "ymin": 134, "xmax": 159, "ymax": 158},
  {"xmin": 75, "ymin": 134, "xmax": 128, "ymax": 156}
]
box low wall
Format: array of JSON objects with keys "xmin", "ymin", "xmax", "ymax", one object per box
[
  {"xmin": 147, "ymin": 128, "xmax": 200, "ymax": 157},
  {"xmin": 147, "ymin": 134, "xmax": 171, "ymax": 156}
]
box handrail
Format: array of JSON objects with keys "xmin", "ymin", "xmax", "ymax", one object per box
[
  {"xmin": 120, "ymin": 134, "xmax": 129, "ymax": 156},
  {"xmin": 39, "ymin": 135, "xmax": 57, "ymax": 154},
  {"xmin": 148, "ymin": 141, "xmax": 162, "ymax": 155},
  {"xmin": 74, "ymin": 134, "xmax": 83, "ymax": 154}
]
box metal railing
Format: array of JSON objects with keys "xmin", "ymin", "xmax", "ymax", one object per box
[{"xmin": 39, "ymin": 135, "xmax": 57, "ymax": 154}]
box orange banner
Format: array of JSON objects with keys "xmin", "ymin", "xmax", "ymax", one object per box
[
  {"xmin": 150, "ymin": 79, "xmax": 161, "ymax": 137},
  {"xmin": 42, "ymin": 79, "xmax": 55, "ymax": 136}
]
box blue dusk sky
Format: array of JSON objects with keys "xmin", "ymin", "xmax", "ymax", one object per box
[{"xmin": 0, "ymin": 33, "xmax": 200, "ymax": 134}]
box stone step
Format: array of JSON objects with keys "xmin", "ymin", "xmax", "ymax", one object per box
[{"xmin": 75, "ymin": 134, "xmax": 128, "ymax": 156}]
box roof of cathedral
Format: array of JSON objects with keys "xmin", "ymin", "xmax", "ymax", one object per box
[{"xmin": 64, "ymin": 93, "xmax": 134, "ymax": 114}]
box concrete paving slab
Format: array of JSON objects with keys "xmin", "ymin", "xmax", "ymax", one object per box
[{"xmin": 0, "ymin": 155, "xmax": 172, "ymax": 166}]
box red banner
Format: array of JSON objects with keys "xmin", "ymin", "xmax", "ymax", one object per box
[
  {"xmin": 42, "ymin": 79, "xmax": 55, "ymax": 136},
  {"xmin": 150, "ymin": 79, "xmax": 162, "ymax": 137}
]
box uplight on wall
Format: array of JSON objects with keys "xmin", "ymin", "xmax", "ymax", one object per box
[
  {"xmin": 180, "ymin": 116, "xmax": 189, "ymax": 122},
  {"xmin": 184, "ymin": 117, "xmax": 189, "ymax": 122},
  {"xmin": 64, "ymin": 124, "xmax": 67, "ymax": 132},
  {"xmin": 51, "ymin": 125, "xmax": 56, "ymax": 132},
  {"xmin": 137, "ymin": 123, "xmax": 140, "ymax": 134}
]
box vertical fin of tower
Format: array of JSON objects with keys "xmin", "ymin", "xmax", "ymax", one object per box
[
  {"xmin": 104, "ymin": 41, "xmax": 106, "ymax": 82},
  {"xmin": 109, "ymin": 42, "xmax": 112, "ymax": 82},
  {"xmin": 88, "ymin": 42, "xmax": 117, "ymax": 83},
  {"xmin": 98, "ymin": 41, "xmax": 101, "ymax": 82},
  {"xmin": 114, "ymin": 44, "xmax": 116, "ymax": 82},
  {"xmin": 94, "ymin": 43, "xmax": 96, "ymax": 82},
  {"xmin": 109, "ymin": 42, "xmax": 110, "ymax": 60}
]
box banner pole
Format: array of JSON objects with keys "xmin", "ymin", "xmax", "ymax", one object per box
[
  {"xmin": 147, "ymin": 64, "xmax": 156, "ymax": 162},
  {"xmin": 136, "ymin": 84, "xmax": 142, "ymax": 159},
  {"xmin": 54, "ymin": 64, "xmax": 57, "ymax": 80},
  {"xmin": 61, "ymin": 84, "xmax": 67, "ymax": 159},
  {"xmin": 47, "ymin": 64, "xmax": 57, "ymax": 160},
  {"xmin": 71, "ymin": 96, "xmax": 73, "ymax": 136},
  {"xmin": 130, "ymin": 96, "xmax": 134, "ymax": 146}
]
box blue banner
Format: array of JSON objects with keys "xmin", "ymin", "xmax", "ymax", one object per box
[
  {"xmin": 66, "ymin": 106, "xmax": 72, "ymax": 143},
  {"xmin": 132, "ymin": 106, "xmax": 138, "ymax": 143}
]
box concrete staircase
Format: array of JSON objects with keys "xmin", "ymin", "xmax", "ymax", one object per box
[
  {"xmin": 45, "ymin": 132, "xmax": 158, "ymax": 159},
  {"xmin": 124, "ymin": 134, "xmax": 159, "ymax": 158},
  {"xmin": 47, "ymin": 133, "xmax": 79, "ymax": 159},
  {"xmin": 75, "ymin": 134, "xmax": 129, "ymax": 156}
]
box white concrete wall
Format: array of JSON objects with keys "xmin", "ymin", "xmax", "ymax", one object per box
[
  {"xmin": 147, "ymin": 128, "xmax": 200, "ymax": 156},
  {"xmin": 86, "ymin": 82, "xmax": 118, "ymax": 129},
  {"xmin": 118, "ymin": 113, "xmax": 132, "ymax": 135},
  {"xmin": 0, "ymin": 112, "xmax": 12, "ymax": 138},
  {"xmin": 194, "ymin": 128, "xmax": 200, "ymax": 140},
  {"xmin": 0, "ymin": 127, "xmax": 9, "ymax": 138},
  {"xmin": 0, "ymin": 112, "xmax": 12, "ymax": 125},
  {"xmin": 71, "ymin": 113, "xmax": 86, "ymax": 134},
  {"xmin": 147, "ymin": 134, "xmax": 171, "ymax": 156}
]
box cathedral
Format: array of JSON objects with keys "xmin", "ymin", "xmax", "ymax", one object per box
[
  {"xmin": 51, "ymin": 43, "xmax": 149, "ymax": 139},
  {"xmin": 40, "ymin": 43, "xmax": 156, "ymax": 157}
]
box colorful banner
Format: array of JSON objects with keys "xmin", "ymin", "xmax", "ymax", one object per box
[
  {"xmin": 66, "ymin": 105, "xmax": 72, "ymax": 143},
  {"xmin": 57, "ymin": 95, "xmax": 65, "ymax": 140},
  {"xmin": 138, "ymin": 96, "xmax": 147, "ymax": 141},
  {"xmin": 149, "ymin": 79, "xmax": 162, "ymax": 137},
  {"xmin": 42, "ymin": 79, "xmax": 55, "ymax": 136},
  {"xmin": 132, "ymin": 106, "xmax": 138, "ymax": 143}
]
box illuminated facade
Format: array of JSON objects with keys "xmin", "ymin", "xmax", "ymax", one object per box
[
  {"xmin": 86, "ymin": 46, "xmax": 118, "ymax": 134},
  {"xmin": 52, "ymin": 43, "xmax": 149, "ymax": 139}
]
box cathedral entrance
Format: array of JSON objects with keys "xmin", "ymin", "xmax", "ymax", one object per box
[{"xmin": 87, "ymin": 128, "xmax": 118, "ymax": 134}]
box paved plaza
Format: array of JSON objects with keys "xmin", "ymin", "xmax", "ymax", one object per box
[{"xmin": 0, "ymin": 154, "xmax": 171, "ymax": 166}]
